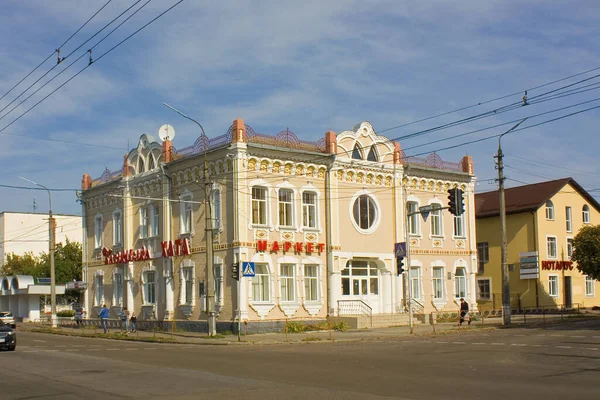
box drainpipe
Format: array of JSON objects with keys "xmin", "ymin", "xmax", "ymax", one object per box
[{"xmin": 326, "ymin": 163, "xmax": 334, "ymax": 316}]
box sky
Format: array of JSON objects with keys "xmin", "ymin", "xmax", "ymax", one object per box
[{"xmin": 1, "ymin": 0, "xmax": 600, "ymax": 216}]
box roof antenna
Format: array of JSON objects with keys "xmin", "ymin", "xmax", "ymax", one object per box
[
  {"xmin": 522, "ymin": 91, "xmax": 528, "ymax": 106},
  {"xmin": 88, "ymin": 49, "xmax": 94, "ymax": 65},
  {"xmin": 56, "ymin": 49, "xmax": 63, "ymax": 64}
]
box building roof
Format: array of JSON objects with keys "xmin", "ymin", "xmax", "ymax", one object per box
[{"xmin": 475, "ymin": 177, "xmax": 600, "ymax": 218}]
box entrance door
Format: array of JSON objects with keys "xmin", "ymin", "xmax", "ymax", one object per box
[{"xmin": 564, "ymin": 276, "xmax": 572, "ymax": 309}]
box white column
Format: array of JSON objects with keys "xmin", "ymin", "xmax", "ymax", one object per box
[
  {"xmin": 126, "ymin": 262, "xmax": 134, "ymax": 311},
  {"xmin": 164, "ymin": 259, "xmax": 174, "ymax": 318},
  {"xmin": 395, "ymin": 274, "xmax": 404, "ymax": 313},
  {"xmin": 329, "ymin": 271, "xmax": 341, "ymax": 316},
  {"xmin": 381, "ymin": 271, "xmax": 392, "ymax": 314}
]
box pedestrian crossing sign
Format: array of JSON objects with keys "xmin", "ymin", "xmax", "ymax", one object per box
[{"xmin": 242, "ymin": 262, "xmax": 255, "ymax": 277}]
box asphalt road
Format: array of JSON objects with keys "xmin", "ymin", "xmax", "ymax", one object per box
[{"xmin": 2, "ymin": 320, "xmax": 599, "ymax": 400}]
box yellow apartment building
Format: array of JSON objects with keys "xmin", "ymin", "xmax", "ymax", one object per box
[{"xmin": 475, "ymin": 178, "xmax": 600, "ymax": 310}]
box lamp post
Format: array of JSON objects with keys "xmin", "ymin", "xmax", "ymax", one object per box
[
  {"xmin": 20, "ymin": 177, "xmax": 56, "ymax": 328},
  {"xmin": 495, "ymin": 118, "xmax": 527, "ymax": 326},
  {"xmin": 162, "ymin": 102, "xmax": 217, "ymax": 337}
]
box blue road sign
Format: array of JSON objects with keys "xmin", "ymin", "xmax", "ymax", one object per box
[
  {"xmin": 394, "ymin": 242, "xmax": 406, "ymax": 258},
  {"xmin": 242, "ymin": 262, "xmax": 255, "ymax": 277}
]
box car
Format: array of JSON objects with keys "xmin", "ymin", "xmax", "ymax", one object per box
[
  {"xmin": 0, "ymin": 319, "xmax": 16, "ymax": 351},
  {"xmin": 0, "ymin": 312, "xmax": 15, "ymax": 328}
]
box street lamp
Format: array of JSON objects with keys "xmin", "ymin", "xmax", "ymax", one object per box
[
  {"xmin": 162, "ymin": 102, "xmax": 217, "ymax": 337},
  {"xmin": 20, "ymin": 176, "xmax": 56, "ymax": 328},
  {"xmin": 495, "ymin": 117, "xmax": 527, "ymax": 326}
]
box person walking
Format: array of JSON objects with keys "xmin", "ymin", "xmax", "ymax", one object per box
[
  {"xmin": 119, "ymin": 307, "xmax": 130, "ymax": 333},
  {"xmin": 98, "ymin": 304, "xmax": 109, "ymax": 334},
  {"xmin": 129, "ymin": 312, "xmax": 137, "ymax": 333},
  {"xmin": 74, "ymin": 305, "xmax": 83, "ymax": 327},
  {"xmin": 459, "ymin": 298, "xmax": 470, "ymax": 326}
]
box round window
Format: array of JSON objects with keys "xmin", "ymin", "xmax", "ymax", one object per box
[{"xmin": 353, "ymin": 195, "xmax": 377, "ymax": 230}]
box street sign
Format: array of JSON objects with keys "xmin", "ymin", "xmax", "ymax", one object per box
[
  {"xmin": 418, "ymin": 205, "xmax": 436, "ymax": 221},
  {"xmin": 394, "ymin": 242, "xmax": 407, "ymax": 258},
  {"xmin": 37, "ymin": 277, "xmax": 51, "ymax": 284},
  {"xmin": 242, "ymin": 262, "xmax": 255, "ymax": 277},
  {"xmin": 519, "ymin": 251, "xmax": 539, "ymax": 279},
  {"xmin": 65, "ymin": 281, "xmax": 88, "ymax": 290}
]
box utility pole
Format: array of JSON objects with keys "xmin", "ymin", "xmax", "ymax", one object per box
[
  {"xmin": 404, "ymin": 194, "xmax": 414, "ymax": 334},
  {"xmin": 495, "ymin": 118, "xmax": 527, "ymax": 326},
  {"xmin": 163, "ymin": 103, "xmax": 216, "ymax": 336}
]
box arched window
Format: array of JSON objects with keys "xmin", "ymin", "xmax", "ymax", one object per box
[
  {"xmin": 353, "ymin": 195, "xmax": 377, "ymax": 230},
  {"xmin": 138, "ymin": 157, "xmax": 145, "ymax": 173},
  {"xmin": 367, "ymin": 146, "xmax": 378, "ymax": 162},
  {"xmin": 583, "ymin": 204, "xmax": 590, "ymax": 224},
  {"xmin": 545, "ymin": 200, "xmax": 554, "ymax": 220},
  {"xmin": 455, "ymin": 267, "xmax": 467, "ymax": 298},
  {"xmin": 352, "ymin": 144, "xmax": 363, "ymax": 160}
]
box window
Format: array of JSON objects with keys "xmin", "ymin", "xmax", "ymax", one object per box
[
  {"xmin": 455, "ymin": 267, "xmax": 467, "ymax": 298},
  {"xmin": 278, "ymin": 189, "xmax": 294, "ymax": 227},
  {"xmin": 114, "ymin": 271, "xmax": 123, "ymax": 306},
  {"xmin": 151, "ymin": 205, "xmax": 160, "ymax": 237},
  {"xmin": 547, "ymin": 236, "xmax": 557, "ymax": 259},
  {"xmin": 453, "ymin": 214, "xmax": 465, "ymax": 237},
  {"xmin": 585, "ymin": 276, "xmax": 595, "ymax": 297},
  {"xmin": 407, "ymin": 201, "xmax": 419, "ymax": 235},
  {"xmin": 94, "ymin": 215, "xmax": 103, "ymax": 248},
  {"xmin": 251, "ymin": 264, "xmax": 270, "ymax": 302},
  {"xmin": 353, "ymin": 195, "xmax": 377, "ymax": 230},
  {"xmin": 545, "ymin": 200, "xmax": 554, "ymax": 220},
  {"xmin": 341, "ymin": 260, "xmax": 379, "ymax": 296},
  {"xmin": 183, "ymin": 267, "xmax": 194, "ymax": 305},
  {"xmin": 302, "ymin": 192, "xmax": 317, "ymax": 228},
  {"xmin": 113, "ymin": 211, "xmax": 122, "ymax": 245},
  {"xmin": 214, "ymin": 264, "xmax": 223, "ymax": 306},
  {"xmin": 432, "ymin": 267, "xmax": 444, "ymax": 299},
  {"xmin": 567, "ymin": 238, "xmax": 574, "ymax": 259},
  {"xmin": 352, "ymin": 144, "xmax": 362, "ymax": 160},
  {"xmin": 280, "ymin": 264, "xmax": 296, "ymax": 302},
  {"xmin": 140, "ymin": 207, "xmax": 149, "ymax": 238},
  {"xmin": 143, "ymin": 271, "xmax": 156, "ymax": 304},
  {"xmin": 94, "ymin": 274, "xmax": 104, "ymax": 305},
  {"xmin": 566, "ymin": 206, "xmax": 572, "ymax": 232},
  {"xmin": 212, "ymin": 188, "xmax": 221, "ymax": 230},
  {"xmin": 304, "ymin": 265, "xmax": 319, "ymax": 301},
  {"xmin": 367, "ymin": 146, "xmax": 378, "ymax": 162},
  {"xmin": 477, "ymin": 279, "xmax": 491, "ymax": 301},
  {"xmin": 583, "ymin": 205, "xmax": 590, "ymax": 224},
  {"xmin": 430, "ymin": 204, "xmax": 443, "ymax": 236},
  {"xmin": 251, "ymin": 187, "xmax": 267, "ymax": 225},
  {"xmin": 181, "ymin": 196, "xmax": 193, "ymax": 234},
  {"xmin": 548, "ymin": 275, "xmax": 558, "ymax": 297},
  {"xmin": 477, "ymin": 242, "xmax": 489, "ymax": 274},
  {"xmin": 409, "ymin": 267, "xmax": 421, "ymax": 299}
]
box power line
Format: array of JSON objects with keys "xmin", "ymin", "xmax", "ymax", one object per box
[
  {"xmin": 1, "ymin": 131, "xmax": 126, "ymax": 150},
  {"xmin": 505, "ymin": 154, "xmax": 600, "ymax": 177},
  {"xmin": 0, "ymin": 184, "xmax": 78, "ymax": 192}
]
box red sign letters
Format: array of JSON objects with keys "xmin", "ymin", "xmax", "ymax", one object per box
[
  {"xmin": 102, "ymin": 238, "xmax": 191, "ymax": 265},
  {"xmin": 161, "ymin": 238, "xmax": 191, "ymax": 258},
  {"xmin": 256, "ymin": 240, "xmax": 324, "ymax": 254},
  {"xmin": 541, "ymin": 260, "xmax": 574, "ymax": 271}
]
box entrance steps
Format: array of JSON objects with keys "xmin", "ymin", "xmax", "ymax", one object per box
[{"xmin": 332, "ymin": 313, "xmax": 424, "ymax": 329}]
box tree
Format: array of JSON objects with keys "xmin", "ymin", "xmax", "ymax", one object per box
[
  {"xmin": 38, "ymin": 238, "xmax": 83, "ymax": 285},
  {"xmin": 572, "ymin": 225, "xmax": 600, "ymax": 281},
  {"xmin": 1, "ymin": 252, "xmax": 45, "ymax": 277}
]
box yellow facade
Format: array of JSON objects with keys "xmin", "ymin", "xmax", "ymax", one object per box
[{"xmin": 476, "ymin": 181, "xmax": 600, "ymax": 310}]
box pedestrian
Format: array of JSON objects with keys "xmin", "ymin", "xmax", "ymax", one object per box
[
  {"xmin": 98, "ymin": 304, "xmax": 109, "ymax": 334},
  {"xmin": 119, "ymin": 307, "xmax": 129, "ymax": 333},
  {"xmin": 129, "ymin": 312, "xmax": 137, "ymax": 333},
  {"xmin": 74, "ymin": 305, "xmax": 83, "ymax": 327},
  {"xmin": 459, "ymin": 298, "xmax": 470, "ymax": 326}
]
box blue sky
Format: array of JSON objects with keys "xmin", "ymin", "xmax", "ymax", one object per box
[{"xmin": 1, "ymin": 0, "xmax": 600, "ymax": 215}]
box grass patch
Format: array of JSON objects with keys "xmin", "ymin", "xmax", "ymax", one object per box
[{"xmin": 302, "ymin": 336, "xmax": 322, "ymax": 342}]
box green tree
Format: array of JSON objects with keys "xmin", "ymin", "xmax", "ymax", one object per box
[
  {"xmin": 38, "ymin": 238, "xmax": 82, "ymax": 284},
  {"xmin": 1, "ymin": 252, "xmax": 45, "ymax": 277},
  {"xmin": 572, "ymin": 225, "xmax": 600, "ymax": 281}
]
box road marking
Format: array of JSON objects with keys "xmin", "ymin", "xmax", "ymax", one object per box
[
  {"xmin": 73, "ymin": 345, "xmax": 85, "ymax": 347},
  {"xmin": 556, "ymin": 346, "xmax": 572, "ymax": 349},
  {"xmin": 472, "ymin": 343, "xmax": 485, "ymax": 345},
  {"xmin": 125, "ymin": 348, "xmax": 138, "ymax": 351},
  {"xmin": 66, "ymin": 349, "xmax": 77, "ymax": 352},
  {"xmin": 570, "ymin": 336, "xmax": 585, "ymax": 338},
  {"xmin": 452, "ymin": 342, "xmax": 466, "ymax": 344},
  {"xmin": 550, "ymin": 334, "xmax": 565, "ymax": 337},
  {"xmin": 45, "ymin": 350, "xmax": 58, "ymax": 352},
  {"xmin": 106, "ymin": 348, "xmax": 120, "ymax": 351},
  {"xmin": 434, "ymin": 341, "xmax": 448, "ymax": 344},
  {"xmin": 23, "ymin": 350, "xmax": 38, "ymax": 353},
  {"xmin": 515, "ymin": 334, "xmax": 526, "ymax": 337},
  {"xmin": 87, "ymin": 349, "xmax": 100, "ymax": 352},
  {"xmin": 511, "ymin": 344, "xmax": 527, "ymax": 347},
  {"xmin": 491, "ymin": 343, "xmax": 505, "ymax": 346},
  {"xmin": 143, "ymin": 348, "xmax": 158, "ymax": 350},
  {"xmin": 55, "ymin": 345, "xmax": 67, "ymax": 348},
  {"xmin": 584, "ymin": 347, "xmax": 599, "ymax": 351},
  {"xmin": 33, "ymin": 340, "xmax": 46, "ymax": 343},
  {"xmin": 532, "ymin": 344, "xmax": 543, "ymax": 347}
]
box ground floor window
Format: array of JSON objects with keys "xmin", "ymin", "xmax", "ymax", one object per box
[
  {"xmin": 432, "ymin": 267, "xmax": 444, "ymax": 299},
  {"xmin": 280, "ymin": 264, "xmax": 296, "ymax": 302},
  {"xmin": 95, "ymin": 274, "xmax": 104, "ymax": 306},
  {"xmin": 477, "ymin": 279, "xmax": 491, "ymax": 301},
  {"xmin": 214, "ymin": 264, "xmax": 223, "ymax": 306},
  {"xmin": 252, "ymin": 264, "xmax": 270, "ymax": 302},
  {"xmin": 183, "ymin": 266, "xmax": 194, "ymax": 305},
  {"xmin": 409, "ymin": 267, "xmax": 421, "ymax": 299},
  {"xmin": 585, "ymin": 276, "xmax": 595, "ymax": 297},
  {"xmin": 342, "ymin": 260, "xmax": 379, "ymax": 296},
  {"xmin": 143, "ymin": 271, "xmax": 157, "ymax": 304},
  {"xmin": 548, "ymin": 275, "xmax": 558, "ymax": 297},
  {"xmin": 455, "ymin": 267, "xmax": 467, "ymax": 298},
  {"xmin": 304, "ymin": 265, "xmax": 319, "ymax": 301}
]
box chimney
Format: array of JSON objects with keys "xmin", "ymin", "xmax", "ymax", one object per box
[
  {"xmin": 325, "ymin": 131, "xmax": 337, "ymax": 154},
  {"xmin": 231, "ymin": 118, "xmax": 246, "ymax": 143},
  {"xmin": 122, "ymin": 155, "xmax": 130, "ymax": 177},
  {"xmin": 81, "ymin": 174, "xmax": 92, "ymax": 190},
  {"xmin": 461, "ymin": 155, "xmax": 474, "ymax": 174},
  {"xmin": 162, "ymin": 140, "xmax": 173, "ymax": 164},
  {"xmin": 393, "ymin": 142, "xmax": 403, "ymax": 164}
]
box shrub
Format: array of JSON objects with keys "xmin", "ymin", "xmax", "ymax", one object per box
[
  {"xmin": 285, "ymin": 321, "xmax": 306, "ymax": 333},
  {"xmin": 57, "ymin": 310, "xmax": 75, "ymax": 317},
  {"xmin": 333, "ymin": 321, "xmax": 349, "ymax": 332}
]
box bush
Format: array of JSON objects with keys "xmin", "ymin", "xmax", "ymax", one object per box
[
  {"xmin": 57, "ymin": 310, "xmax": 75, "ymax": 317},
  {"xmin": 333, "ymin": 321, "xmax": 349, "ymax": 332},
  {"xmin": 285, "ymin": 321, "xmax": 306, "ymax": 333}
]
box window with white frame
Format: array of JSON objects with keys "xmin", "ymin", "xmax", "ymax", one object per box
[
  {"xmin": 140, "ymin": 207, "xmax": 149, "ymax": 239},
  {"xmin": 251, "ymin": 264, "xmax": 270, "ymax": 302},
  {"xmin": 545, "ymin": 200, "xmax": 554, "ymax": 220},
  {"xmin": 94, "ymin": 215, "xmax": 103, "ymax": 248},
  {"xmin": 566, "ymin": 206, "xmax": 572, "ymax": 232},
  {"xmin": 302, "ymin": 192, "xmax": 317, "ymax": 229},
  {"xmin": 432, "ymin": 267, "xmax": 444, "ymax": 299},
  {"xmin": 547, "ymin": 236, "xmax": 557, "ymax": 259},
  {"xmin": 251, "ymin": 187, "xmax": 268, "ymax": 225},
  {"xmin": 151, "ymin": 204, "xmax": 159, "ymax": 237},
  {"xmin": 407, "ymin": 201, "xmax": 419, "ymax": 235},
  {"xmin": 304, "ymin": 265, "xmax": 319, "ymax": 301},
  {"xmin": 113, "ymin": 270, "xmax": 123, "ymax": 306},
  {"xmin": 278, "ymin": 189, "xmax": 294, "ymax": 228},
  {"xmin": 583, "ymin": 205, "xmax": 590, "ymax": 224},
  {"xmin": 430, "ymin": 204, "xmax": 443, "ymax": 236},
  {"xmin": 94, "ymin": 274, "xmax": 104, "ymax": 305},
  {"xmin": 585, "ymin": 275, "xmax": 595, "ymax": 297},
  {"xmin": 279, "ymin": 264, "xmax": 296, "ymax": 302},
  {"xmin": 410, "ymin": 267, "xmax": 421, "ymax": 299},
  {"xmin": 342, "ymin": 260, "xmax": 379, "ymax": 296},
  {"xmin": 181, "ymin": 195, "xmax": 193, "ymax": 234},
  {"xmin": 113, "ymin": 210, "xmax": 122, "ymax": 245},
  {"xmin": 477, "ymin": 278, "xmax": 491, "ymax": 301},
  {"xmin": 453, "ymin": 214, "xmax": 465, "ymax": 237},
  {"xmin": 214, "ymin": 264, "xmax": 223, "ymax": 306},
  {"xmin": 567, "ymin": 238, "xmax": 574, "ymax": 259},
  {"xmin": 183, "ymin": 266, "xmax": 194, "ymax": 305},
  {"xmin": 212, "ymin": 188, "xmax": 221, "ymax": 230},
  {"xmin": 352, "ymin": 195, "xmax": 377, "ymax": 231},
  {"xmin": 548, "ymin": 275, "xmax": 558, "ymax": 297},
  {"xmin": 143, "ymin": 271, "xmax": 156, "ymax": 305},
  {"xmin": 477, "ymin": 242, "xmax": 489, "ymax": 273},
  {"xmin": 455, "ymin": 267, "xmax": 467, "ymax": 298}
]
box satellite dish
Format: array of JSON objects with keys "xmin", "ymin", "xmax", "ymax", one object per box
[{"xmin": 158, "ymin": 124, "xmax": 176, "ymax": 141}]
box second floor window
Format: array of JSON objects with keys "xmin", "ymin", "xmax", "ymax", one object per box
[
  {"xmin": 546, "ymin": 200, "xmax": 554, "ymax": 220},
  {"xmin": 583, "ymin": 205, "xmax": 590, "ymax": 224},
  {"xmin": 430, "ymin": 205, "xmax": 442, "ymax": 236},
  {"xmin": 140, "ymin": 208, "xmax": 149, "ymax": 238},
  {"xmin": 113, "ymin": 211, "xmax": 122, "ymax": 245},
  {"xmin": 278, "ymin": 189, "xmax": 294, "ymax": 227},
  {"xmin": 181, "ymin": 197, "xmax": 193, "ymax": 234},
  {"xmin": 477, "ymin": 242, "xmax": 489, "ymax": 274},
  {"xmin": 567, "ymin": 238, "xmax": 574, "ymax": 259},
  {"xmin": 252, "ymin": 187, "xmax": 267, "ymax": 225},
  {"xmin": 547, "ymin": 237, "xmax": 557, "ymax": 259},
  {"xmin": 302, "ymin": 192, "xmax": 317, "ymax": 228},
  {"xmin": 212, "ymin": 188, "xmax": 221, "ymax": 230},
  {"xmin": 407, "ymin": 201, "xmax": 419, "ymax": 235},
  {"xmin": 94, "ymin": 216, "xmax": 103, "ymax": 248},
  {"xmin": 151, "ymin": 205, "xmax": 159, "ymax": 237},
  {"xmin": 566, "ymin": 206, "xmax": 572, "ymax": 232},
  {"xmin": 353, "ymin": 195, "xmax": 377, "ymax": 230},
  {"xmin": 453, "ymin": 214, "xmax": 465, "ymax": 237}
]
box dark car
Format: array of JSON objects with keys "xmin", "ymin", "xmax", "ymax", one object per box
[{"xmin": 0, "ymin": 320, "xmax": 16, "ymax": 351}]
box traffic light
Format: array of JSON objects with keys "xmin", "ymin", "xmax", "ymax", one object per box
[
  {"xmin": 447, "ymin": 188, "xmax": 458, "ymax": 216},
  {"xmin": 396, "ymin": 257, "xmax": 405, "ymax": 275},
  {"xmin": 231, "ymin": 263, "xmax": 240, "ymax": 281},
  {"xmin": 456, "ymin": 189, "xmax": 465, "ymax": 216}
]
